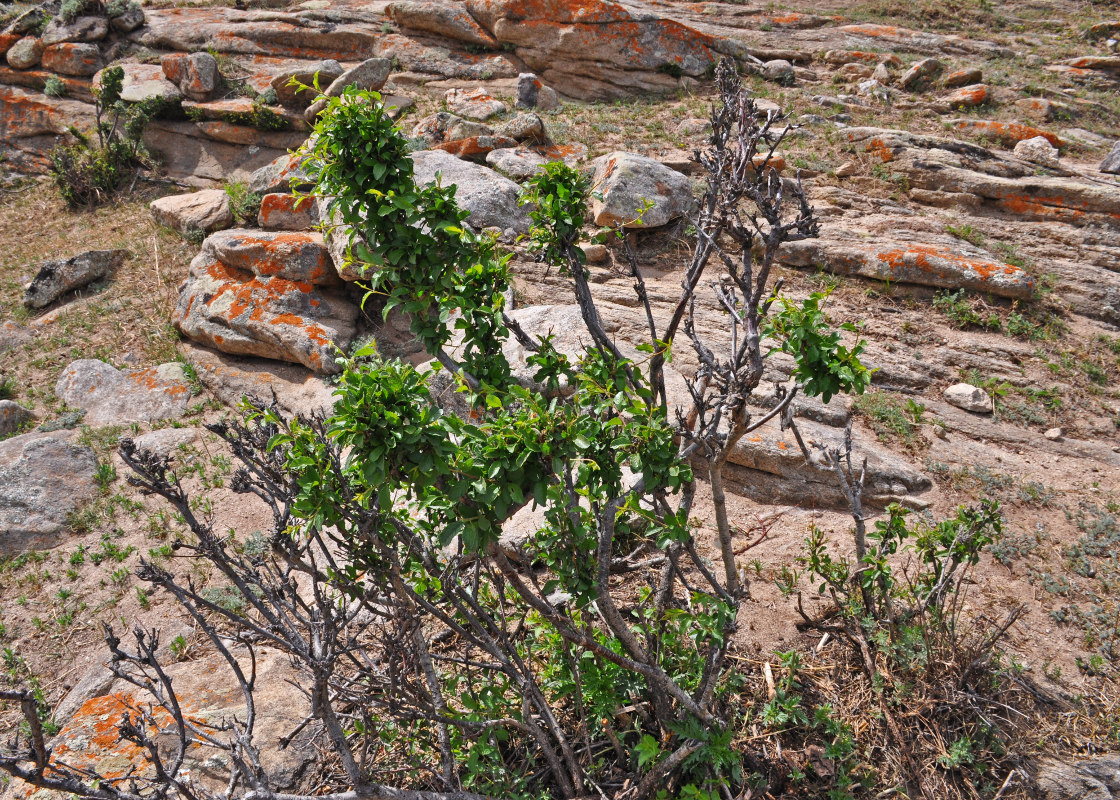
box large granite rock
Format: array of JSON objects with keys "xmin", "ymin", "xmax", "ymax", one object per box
[
  {"xmin": 24, "ymin": 249, "xmax": 128, "ymax": 308},
  {"xmin": 0, "ymin": 432, "xmax": 98, "ymax": 554},
  {"xmin": 40, "ymin": 42, "xmax": 102, "ymax": 76},
  {"xmin": 412, "ymin": 149, "xmax": 532, "ymax": 235},
  {"xmin": 173, "ymin": 230, "xmax": 358, "ymax": 373},
  {"xmin": 589, "ymin": 151, "xmax": 695, "ymax": 229},
  {"xmin": 386, "ymin": 1, "xmax": 498, "ymax": 48},
  {"xmin": 41, "ymin": 15, "xmax": 108, "ymax": 45},
  {"xmin": 56, "ymin": 359, "xmax": 192, "ymax": 426}
]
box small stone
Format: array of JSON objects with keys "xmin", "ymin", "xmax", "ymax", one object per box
[
  {"xmin": 24, "ymin": 249, "xmax": 128, "ymax": 308},
  {"xmin": 834, "ymin": 161, "xmax": 858, "ymax": 178},
  {"xmin": 109, "ymin": 4, "xmax": 146, "ymax": 33},
  {"xmin": 162, "ymin": 52, "xmax": 217, "ymax": 101},
  {"xmin": 761, "ymin": 59, "xmax": 795, "ymax": 85},
  {"xmin": 871, "ymin": 62, "xmax": 890, "ymax": 83},
  {"xmin": 6, "ymin": 36, "xmax": 44, "ymax": 69},
  {"xmin": 446, "ymin": 87, "xmax": 507, "ymax": 121},
  {"xmin": 676, "ymin": 117, "xmax": 711, "ymax": 136},
  {"xmin": 0, "ymin": 401, "xmax": 34, "ymax": 437},
  {"xmin": 581, "ymin": 243, "xmax": 608, "ymax": 263},
  {"xmin": 258, "ymin": 193, "xmax": 319, "ymax": 231},
  {"xmin": 943, "ymin": 383, "xmax": 993, "ymax": 414},
  {"xmin": 899, "ymin": 57, "xmax": 943, "ymax": 89},
  {"xmin": 941, "ymin": 83, "xmax": 989, "ymax": 109},
  {"xmin": 495, "ymin": 112, "xmax": 545, "ymax": 143},
  {"xmin": 1101, "ymin": 140, "xmax": 1120, "ymax": 174},
  {"xmin": 150, "ymin": 190, "xmax": 234, "ymax": 237},
  {"xmin": 1044, "ymin": 427, "xmax": 1064, "ymax": 441},
  {"xmin": 0, "ymin": 321, "xmax": 34, "ymax": 353},
  {"xmin": 944, "ymin": 67, "xmax": 982, "ymax": 87},
  {"xmin": 131, "ymin": 427, "xmax": 199, "ymax": 459},
  {"xmin": 516, "ymin": 72, "xmax": 559, "ymax": 110},
  {"xmin": 1013, "ymin": 135, "xmax": 1060, "ymax": 167}
]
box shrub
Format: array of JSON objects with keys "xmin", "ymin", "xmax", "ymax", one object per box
[
  {"xmin": 223, "ymin": 180, "xmax": 262, "ymax": 224},
  {"xmin": 42, "ymin": 76, "xmax": 66, "ymax": 98},
  {"xmin": 48, "ymin": 66, "xmax": 160, "ymax": 208}
]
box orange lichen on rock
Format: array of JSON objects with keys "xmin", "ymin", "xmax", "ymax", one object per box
[
  {"xmin": 865, "ymin": 137, "xmax": 894, "ymax": 163},
  {"xmin": 952, "ymin": 119, "xmax": 1063, "ymax": 147}
]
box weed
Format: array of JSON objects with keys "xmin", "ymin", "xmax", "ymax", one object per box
[
  {"xmin": 43, "ymin": 76, "xmax": 66, "ymax": 98},
  {"xmin": 224, "ymin": 180, "xmax": 263, "ymax": 225},
  {"xmin": 946, "ymin": 224, "xmax": 985, "ymax": 246},
  {"xmin": 852, "ymin": 390, "xmax": 923, "ymax": 447}
]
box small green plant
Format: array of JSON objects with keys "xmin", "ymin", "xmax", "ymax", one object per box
[
  {"xmin": 933, "ymin": 290, "xmax": 1002, "ymax": 331},
  {"xmin": 224, "ymin": 180, "xmax": 263, "ymax": 225},
  {"xmin": 946, "ymin": 224, "xmax": 985, "ymax": 246},
  {"xmin": 0, "ymin": 377, "xmax": 15, "ymax": 400},
  {"xmin": 58, "ymin": 0, "xmax": 89, "ymax": 23},
  {"xmin": 43, "ymin": 76, "xmax": 66, "ymax": 98},
  {"xmin": 853, "ymin": 390, "xmax": 922, "ymax": 447}
]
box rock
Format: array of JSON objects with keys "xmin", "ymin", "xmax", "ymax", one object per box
[
  {"xmin": 56, "ymin": 360, "xmax": 192, "ymax": 426},
  {"xmin": 302, "ymin": 58, "xmax": 393, "ymax": 120},
  {"xmin": 258, "ymin": 193, "xmax": 319, "ymax": 230},
  {"xmin": 180, "ymin": 340, "xmax": 335, "ymax": 417},
  {"xmin": 495, "ymin": 112, "xmax": 545, "ymax": 143},
  {"xmin": 899, "ymin": 57, "xmax": 943, "ymax": 89},
  {"xmin": 412, "ymin": 111, "xmax": 493, "ymax": 147},
  {"xmin": 161, "ymin": 51, "xmax": 218, "ymax": 101},
  {"xmin": 0, "ymin": 321, "xmax": 34, "ymax": 352},
  {"xmin": 375, "ymin": 31, "xmax": 518, "ymax": 82},
  {"xmin": 386, "ymin": 1, "xmax": 498, "ymax": 48},
  {"xmin": 412, "ymin": 149, "xmax": 532, "ymax": 235},
  {"xmin": 589, "ymin": 152, "xmax": 694, "ymax": 229},
  {"xmin": 0, "ymin": 400, "xmax": 33, "ymax": 436},
  {"xmin": 433, "ymin": 134, "xmax": 517, "ymax": 161},
  {"xmin": 941, "ymin": 83, "xmax": 989, "ymax": 109},
  {"xmin": 516, "ymin": 72, "xmax": 559, "ymax": 110},
  {"xmin": 1013, "ymin": 135, "xmax": 1060, "ymax": 167},
  {"xmin": 724, "ymin": 416, "xmax": 931, "ymax": 508},
  {"xmin": 581, "ymin": 243, "xmax": 608, "ymax": 263},
  {"xmin": 943, "ymin": 383, "xmax": 993, "ymax": 414},
  {"xmin": 1102, "ymin": 141, "xmax": 1120, "ymax": 174},
  {"xmin": 871, "ymin": 62, "xmax": 890, "ymax": 83},
  {"xmin": 173, "ymin": 230, "xmax": 358, "ymax": 373},
  {"xmin": 41, "ymin": 42, "xmax": 101, "ymax": 76},
  {"xmin": 484, "ymin": 143, "xmax": 586, "ymax": 180},
  {"xmin": 270, "ymin": 59, "xmax": 343, "ymax": 109},
  {"xmin": 43, "ymin": 649, "xmax": 314, "ymax": 793},
  {"xmin": 150, "ymin": 190, "xmax": 234, "ymax": 237},
  {"xmin": 944, "ymin": 67, "xmax": 982, "ymax": 87},
  {"xmin": 0, "ymin": 432, "xmax": 98, "ymax": 554},
  {"xmin": 24, "ymin": 249, "xmax": 127, "ymax": 308},
  {"xmin": 6, "ymin": 37, "xmax": 44, "ymax": 70},
  {"xmin": 5, "ymin": 8, "xmax": 51, "ymax": 35},
  {"xmin": 446, "ymin": 87, "xmax": 507, "ymax": 121},
  {"xmin": 94, "ymin": 63, "xmax": 181, "ymax": 104},
  {"xmin": 41, "ymin": 15, "xmax": 108, "ymax": 45},
  {"xmin": 676, "ymin": 117, "xmax": 711, "ymax": 136},
  {"xmin": 131, "ymin": 427, "xmax": 199, "ymax": 458},
  {"xmin": 949, "ymin": 118, "xmax": 1063, "ymax": 147},
  {"xmin": 834, "ymin": 161, "xmax": 858, "ymax": 177},
  {"xmin": 761, "ymin": 59, "xmax": 795, "ymax": 85},
  {"xmin": 249, "ymin": 152, "xmax": 313, "ymax": 195},
  {"xmin": 109, "ymin": 4, "xmax": 146, "ymax": 33},
  {"xmin": 1044, "ymin": 427, "xmax": 1064, "ymax": 441},
  {"xmin": 1035, "ymin": 757, "xmax": 1114, "ymax": 800}
]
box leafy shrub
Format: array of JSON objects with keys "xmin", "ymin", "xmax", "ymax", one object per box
[
  {"xmin": 223, "ymin": 180, "xmax": 262, "ymax": 224},
  {"xmin": 48, "ymin": 66, "xmax": 160, "ymax": 208},
  {"xmin": 43, "ymin": 76, "xmax": 66, "ymax": 98},
  {"xmin": 58, "ymin": 0, "xmax": 90, "ymax": 23}
]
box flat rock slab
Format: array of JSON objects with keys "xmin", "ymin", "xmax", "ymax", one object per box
[
  {"xmin": 0, "ymin": 431, "xmax": 98, "ymax": 554},
  {"xmin": 180, "ymin": 340, "xmax": 335, "ymax": 417},
  {"xmin": 412, "ymin": 149, "xmax": 532, "ymax": 235},
  {"xmin": 56, "ymin": 359, "xmax": 192, "ymax": 426},
  {"xmin": 724, "ymin": 417, "xmax": 932, "ymax": 508},
  {"xmin": 24, "ymin": 249, "xmax": 128, "ymax": 308}
]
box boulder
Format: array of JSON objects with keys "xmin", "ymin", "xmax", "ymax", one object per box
[
  {"xmin": 0, "ymin": 400, "xmax": 33, "ymax": 436},
  {"xmin": 258, "ymin": 193, "xmax": 319, "ymax": 230},
  {"xmin": 433, "ymin": 134, "xmax": 517, "ymax": 161},
  {"xmin": 95, "ymin": 63, "xmax": 181, "ymax": 104},
  {"xmin": 180, "ymin": 340, "xmax": 335, "ymax": 417},
  {"xmin": 130, "ymin": 427, "xmax": 199, "ymax": 459},
  {"xmin": 24, "ymin": 249, "xmax": 128, "ymax": 308},
  {"xmin": 485, "ymin": 143, "xmax": 585, "ymax": 180},
  {"xmin": 495, "ymin": 112, "xmax": 545, "ymax": 143},
  {"xmin": 41, "ymin": 42, "xmax": 102, "ymax": 76},
  {"xmin": 899, "ymin": 57, "xmax": 942, "ymax": 89},
  {"xmin": 56, "ymin": 359, "xmax": 192, "ymax": 426},
  {"xmin": 161, "ymin": 51, "xmax": 218, "ymax": 101},
  {"xmin": 109, "ymin": 3, "xmax": 146, "ymax": 33},
  {"xmin": 0, "ymin": 432, "xmax": 98, "ymax": 554},
  {"xmin": 386, "ymin": 1, "xmax": 498, "ymax": 48},
  {"xmin": 943, "ymin": 382, "xmax": 993, "ymax": 414},
  {"xmin": 516, "ymin": 72, "xmax": 559, "ymax": 110},
  {"xmin": 1035, "ymin": 756, "xmax": 1118, "ymax": 800},
  {"xmin": 6, "ymin": 37, "xmax": 44, "ymax": 69},
  {"xmin": 943, "ymin": 67, "xmax": 982, "ymax": 87},
  {"xmin": 150, "ymin": 189, "xmax": 234, "ymax": 237},
  {"xmin": 1102, "ymin": 140, "xmax": 1120, "ymax": 174},
  {"xmin": 760, "ymin": 59, "xmax": 795, "ymax": 85},
  {"xmin": 302, "ymin": 57, "xmax": 393, "ymax": 120},
  {"xmin": 1013, "ymin": 135, "xmax": 1060, "ymax": 167},
  {"xmin": 5, "ymin": 9, "xmax": 51, "ymax": 35},
  {"xmin": 270, "ymin": 59, "xmax": 343, "ymax": 109},
  {"xmin": 41, "ymin": 15, "xmax": 108, "ymax": 45},
  {"xmin": 445, "ymin": 86, "xmax": 507, "ymax": 121},
  {"xmin": 0, "ymin": 321, "xmax": 34, "ymax": 352},
  {"xmin": 412, "ymin": 111, "xmax": 493, "ymax": 146},
  {"xmin": 249, "ymin": 152, "xmax": 313, "ymax": 195},
  {"xmin": 589, "ymin": 152, "xmax": 694, "ymax": 229},
  {"xmin": 941, "ymin": 83, "xmax": 989, "ymax": 109},
  {"xmin": 173, "ymin": 230, "xmax": 358, "ymax": 373},
  {"xmin": 412, "ymin": 149, "xmax": 532, "ymax": 235}
]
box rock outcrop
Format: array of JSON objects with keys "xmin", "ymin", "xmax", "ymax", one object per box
[{"xmin": 55, "ymin": 359, "xmax": 192, "ymax": 426}]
